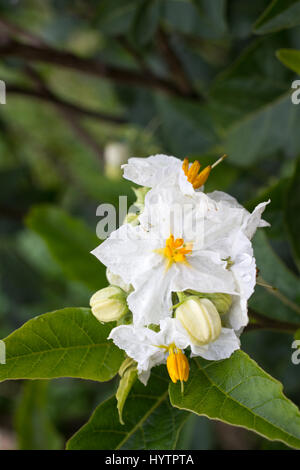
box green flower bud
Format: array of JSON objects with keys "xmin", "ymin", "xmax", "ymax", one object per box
[
  {"xmin": 132, "ymin": 186, "xmax": 150, "ymax": 211},
  {"xmin": 186, "ymin": 291, "xmax": 232, "ymax": 315},
  {"xmin": 176, "ymin": 297, "xmax": 221, "ymax": 346},
  {"xmin": 123, "ymin": 212, "xmax": 140, "ymax": 226},
  {"xmin": 122, "ymin": 187, "xmax": 150, "ymax": 226},
  {"xmin": 90, "ymin": 286, "xmax": 128, "ymax": 323}
]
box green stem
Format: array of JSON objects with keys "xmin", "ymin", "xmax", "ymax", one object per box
[{"xmin": 247, "ymin": 309, "xmax": 300, "ymax": 334}]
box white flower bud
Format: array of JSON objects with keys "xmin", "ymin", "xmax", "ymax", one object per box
[
  {"xmin": 106, "ymin": 268, "xmax": 131, "ymax": 293},
  {"xmin": 90, "ymin": 286, "xmax": 128, "ymax": 323},
  {"xmin": 176, "ymin": 297, "xmax": 221, "ymax": 346},
  {"xmin": 104, "ymin": 142, "xmax": 129, "ymax": 180}
]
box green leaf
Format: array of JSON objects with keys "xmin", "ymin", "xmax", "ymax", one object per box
[
  {"xmin": 0, "ymin": 307, "xmax": 124, "ymax": 382},
  {"xmin": 95, "ymin": 0, "xmax": 138, "ymax": 36},
  {"xmin": 277, "ymin": 48, "xmax": 300, "ymax": 74},
  {"xmin": 156, "ymin": 95, "xmax": 219, "ymax": 155},
  {"xmin": 163, "ymin": 0, "xmax": 227, "ymax": 39},
  {"xmin": 223, "ymin": 93, "xmax": 300, "ymax": 166},
  {"xmin": 130, "ymin": 0, "xmax": 161, "ymax": 45},
  {"xmin": 15, "ymin": 380, "xmax": 62, "ymax": 450},
  {"xmin": 285, "ymin": 157, "xmax": 300, "ymax": 271},
  {"xmin": 26, "ymin": 205, "xmax": 105, "ymax": 291},
  {"xmin": 210, "ymin": 38, "xmax": 290, "ymax": 130},
  {"xmin": 250, "ymin": 230, "xmax": 300, "ymax": 323},
  {"xmin": 170, "ymin": 352, "xmax": 300, "ymax": 449},
  {"xmin": 67, "ymin": 367, "xmax": 188, "ymax": 450},
  {"xmin": 254, "ymin": 0, "xmax": 300, "ymax": 34}
]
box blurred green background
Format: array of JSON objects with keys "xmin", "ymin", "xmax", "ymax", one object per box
[{"xmin": 0, "ymin": 0, "xmax": 300, "ymax": 450}]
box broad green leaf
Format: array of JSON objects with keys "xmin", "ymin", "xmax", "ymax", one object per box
[
  {"xmin": 15, "ymin": 380, "xmax": 62, "ymax": 450},
  {"xmin": 210, "ymin": 38, "xmax": 291, "ymax": 130},
  {"xmin": 130, "ymin": 0, "xmax": 161, "ymax": 45},
  {"xmin": 170, "ymin": 352, "xmax": 300, "ymax": 449},
  {"xmin": 254, "ymin": 0, "xmax": 300, "ymax": 34},
  {"xmin": 295, "ymin": 329, "xmax": 300, "ymax": 340},
  {"xmin": 156, "ymin": 95, "xmax": 219, "ymax": 156},
  {"xmin": 0, "ymin": 307, "xmax": 124, "ymax": 382},
  {"xmin": 250, "ymin": 230, "xmax": 300, "ymax": 323},
  {"xmin": 67, "ymin": 367, "xmax": 188, "ymax": 450},
  {"xmin": 26, "ymin": 205, "xmax": 105, "ymax": 291},
  {"xmin": 277, "ymin": 48, "xmax": 300, "ymax": 74},
  {"xmin": 223, "ymin": 93, "xmax": 300, "ymax": 166},
  {"xmin": 163, "ymin": 0, "xmax": 227, "ymax": 39},
  {"xmin": 285, "ymin": 158, "xmax": 300, "ymax": 271},
  {"xmin": 95, "ymin": 0, "xmax": 138, "ymax": 36}
]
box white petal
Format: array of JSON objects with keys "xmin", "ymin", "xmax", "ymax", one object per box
[
  {"xmin": 244, "ymin": 200, "xmax": 270, "ymax": 239},
  {"xmin": 91, "ymin": 224, "xmax": 159, "ymax": 285},
  {"xmin": 108, "ymin": 324, "xmax": 165, "ymax": 375},
  {"xmin": 159, "ymin": 317, "xmax": 191, "ymax": 350},
  {"xmin": 106, "ymin": 268, "xmax": 131, "ymax": 293},
  {"xmin": 122, "ymin": 154, "xmax": 181, "ymax": 187},
  {"xmin": 178, "ymin": 170, "xmax": 195, "ymax": 196},
  {"xmin": 207, "ymin": 190, "xmax": 243, "ymax": 209},
  {"xmin": 173, "ymin": 251, "xmax": 237, "ymax": 294},
  {"xmin": 127, "ymin": 262, "xmax": 175, "ymax": 326},
  {"xmin": 190, "ymin": 327, "xmax": 240, "ymax": 360},
  {"xmin": 224, "ymin": 295, "xmax": 248, "ymax": 331}
]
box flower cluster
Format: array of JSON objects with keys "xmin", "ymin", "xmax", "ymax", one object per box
[{"xmin": 91, "ymin": 154, "xmax": 269, "ymax": 390}]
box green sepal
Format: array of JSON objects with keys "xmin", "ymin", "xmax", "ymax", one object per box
[
  {"xmin": 116, "ymin": 358, "xmax": 138, "ymax": 425},
  {"xmin": 186, "ymin": 291, "xmax": 232, "ymax": 315}
]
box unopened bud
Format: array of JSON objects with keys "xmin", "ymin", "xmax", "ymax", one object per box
[
  {"xmin": 176, "ymin": 297, "xmax": 221, "ymax": 346},
  {"xmin": 104, "ymin": 142, "xmax": 129, "ymax": 180},
  {"xmin": 90, "ymin": 286, "xmax": 128, "ymax": 323}
]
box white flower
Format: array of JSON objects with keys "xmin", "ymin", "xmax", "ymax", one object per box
[
  {"xmin": 92, "ymin": 188, "xmax": 238, "ymax": 327},
  {"xmin": 109, "ymin": 317, "xmax": 240, "ymax": 385}
]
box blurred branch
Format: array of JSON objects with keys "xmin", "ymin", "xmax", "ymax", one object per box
[
  {"xmin": 246, "ymin": 310, "xmax": 299, "ymax": 334},
  {"xmin": 58, "ymin": 107, "xmax": 105, "ymax": 163},
  {"xmin": 116, "ymin": 36, "xmax": 150, "ymax": 74},
  {"xmin": 156, "ymin": 27, "xmax": 197, "ymax": 97},
  {"xmin": 0, "ymin": 203, "xmax": 26, "ymax": 220},
  {"xmin": 0, "ymin": 18, "xmax": 46, "ymax": 46},
  {"xmin": 258, "ymin": 276, "xmax": 300, "ymax": 316},
  {"xmin": 20, "ymin": 66, "xmax": 105, "ymax": 164},
  {"xmin": 0, "ymin": 37, "xmax": 189, "ymax": 97},
  {"xmin": 6, "ymin": 83, "xmax": 127, "ymax": 124}
]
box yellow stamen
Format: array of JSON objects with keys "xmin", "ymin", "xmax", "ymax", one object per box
[
  {"xmin": 166, "ymin": 345, "xmax": 189, "ymax": 391},
  {"xmin": 155, "ymin": 234, "xmax": 193, "ymax": 270},
  {"xmin": 182, "ymin": 154, "xmax": 228, "ymax": 189}
]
